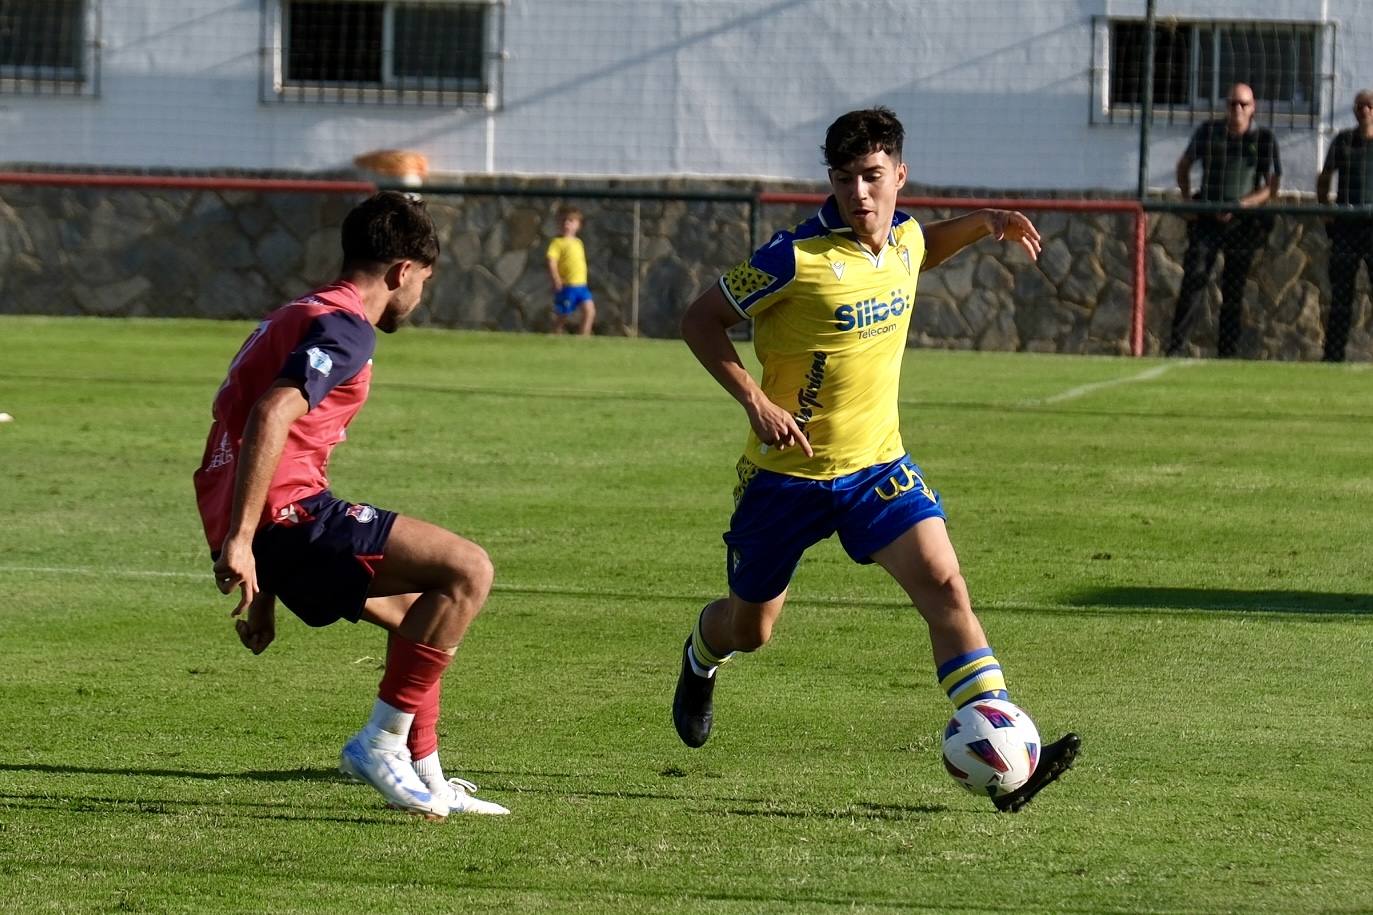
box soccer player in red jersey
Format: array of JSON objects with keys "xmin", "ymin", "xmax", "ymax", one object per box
[{"xmin": 194, "ymin": 191, "xmax": 507, "ymax": 819}]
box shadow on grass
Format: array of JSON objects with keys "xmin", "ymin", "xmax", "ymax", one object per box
[
  {"xmin": 0, "ymin": 765, "xmax": 951, "ymax": 823},
  {"xmin": 725, "ymin": 799, "xmax": 947, "ymax": 820},
  {"xmin": 0, "ymin": 763, "xmax": 344, "ymax": 782},
  {"xmin": 0, "ymin": 764, "xmax": 425, "ymax": 823},
  {"xmin": 1065, "ymin": 586, "xmax": 1372, "ymax": 615},
  {"xmin": 0, "ymin": 791, "xmax": 417, "ymax": 825}
]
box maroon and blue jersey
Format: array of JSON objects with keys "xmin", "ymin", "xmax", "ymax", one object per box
[{"xmin": 194, "ymin": 281, "xmax": 376, "ymax": 551}]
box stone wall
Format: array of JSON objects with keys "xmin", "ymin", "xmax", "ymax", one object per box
[{"xmin": 0, "ymin": 179, "xmax": 1367, "ymax": 360}]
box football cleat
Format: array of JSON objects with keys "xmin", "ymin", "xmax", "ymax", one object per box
[
  {"xmin": 672, "ymin": 638, "xmax": 716, "ymax": 748},
  {"xmin": 992, "ymin": 732, "xmax": 1081, "ymax": 813},
  {"xmin": 339, "ymin": 733, "xmax": 448, "ymax": 820},
  {"xmin": 423, "ymin": 776, "xmax": 510, "ymax": 816}
]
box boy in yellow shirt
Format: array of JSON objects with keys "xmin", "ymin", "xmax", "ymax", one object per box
[{"xmin": 546, "ymin": 206, "xmax": 596, "ymax": 335}]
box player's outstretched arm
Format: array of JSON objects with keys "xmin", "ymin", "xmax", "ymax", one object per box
[
  {"xmin": 215, "ymin": 381, "xmax": 309, "ymax": 614},
  {"xmin": 680, "ymin": 286, "xmax": 812, "ymax": 457},
  {"xmin": 922, "ymin": 209, "xmax": 1041, "ymax": 269}
]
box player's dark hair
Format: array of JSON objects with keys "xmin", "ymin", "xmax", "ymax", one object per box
[
  {"xmin": 822, "ymin": 107, "xmax": 905, "ymax": 169},
  {"xmin": 341, "ymin": 191, "xmax": 439, "ymax": 269}
]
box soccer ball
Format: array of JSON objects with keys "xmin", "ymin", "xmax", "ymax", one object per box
[{"xmin": 941, "ymin": 699, "xmax": 1041, "ymax": 797}]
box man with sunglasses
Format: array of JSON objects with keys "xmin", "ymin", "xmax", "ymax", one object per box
[
  {"xmin": 1316, "ymin": 90, "xmax": 1373, "ymax": 362},
  {"xmin": 1165, "ymin": 83, "xmax": 1282, "ymax": 358}
]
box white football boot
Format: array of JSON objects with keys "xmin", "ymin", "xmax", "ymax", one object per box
[
  {"xmin": 423, "ymin": 775, "xmax": 510, "ymax": 816},
  {"xmin": 339, "ymin": 733, "xmax": 449, "ymax": 820}
]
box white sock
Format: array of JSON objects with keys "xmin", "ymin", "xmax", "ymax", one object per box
[
  {"xmin": 362, "ymin": 699, "xmax": 414, "ymax": 750},
  {"xmin": 686, "ymin": 644, "xmax": 717, "ymax": 679},
  {"xmin": 413, "ymin": 751, "xmax": 444, "ymax": 783}
]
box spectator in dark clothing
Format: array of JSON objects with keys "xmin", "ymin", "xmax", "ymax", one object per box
[
  {"xmin": 1166, "ymin": 83, "xmax": 1282, "ymax": 358},
  {"xmin": 1316, "ymin": 89, "xmax": 1373, "ymax": 362}
]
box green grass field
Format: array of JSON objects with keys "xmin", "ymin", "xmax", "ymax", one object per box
[{"xmin": 2, "ymin": 315, "xmax": 1370, "ymax": 914}]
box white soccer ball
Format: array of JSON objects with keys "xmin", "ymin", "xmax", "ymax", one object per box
[{"xmin": 941, "ymin": 699, "xmax": 1041, "ymax": 798}]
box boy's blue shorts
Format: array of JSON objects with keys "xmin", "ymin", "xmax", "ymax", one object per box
[
  {"xmin": 554, "ymin": 285, "xmax": 593, "ymax": 315},
  {"xmin": 249, "ymin": 490, "xmax": 398, "ymax": 627},
  {"xmin": 723, "ymin": 454, "xmax": 946, "ymax": 604}
]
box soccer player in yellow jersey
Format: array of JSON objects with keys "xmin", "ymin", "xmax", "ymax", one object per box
[
  {"xmin": 546, "ymin": 205, "xmax": 596, "ymax": 335},
  {"xmin": 671, "ymin": 107, "xmax": 1079, "ymax": 812}
]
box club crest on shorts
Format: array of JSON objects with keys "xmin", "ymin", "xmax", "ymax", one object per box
[{"xmin": 346, "ymin": 503, "xmax": 377, "ymax": 523}]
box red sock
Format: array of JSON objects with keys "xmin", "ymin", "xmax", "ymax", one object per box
[
  {"xmin": 378, "ymin": 634, "xmax": 452, "ymax": 714},
  {"xmin": 407, "ymin": 680, "xmax": 442, "ymax": 760}
]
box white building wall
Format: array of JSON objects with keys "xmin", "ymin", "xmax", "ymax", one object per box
[{"xmin": 1, "ymin": 0, "xmax": 1370, "ymax": 194}]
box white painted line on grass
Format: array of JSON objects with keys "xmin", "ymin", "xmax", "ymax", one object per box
[
  {"xmin": 1019, "ymin": 360, "xmax": 1198, "ymax": 407},
  {"xmin": 1, "ymin": 565, "xmax": 202, "ymax": 579},
  {"xmin": 0, "ymin": 566, "xmax": 697, "ymax": 599},
  {"xmin": 0, "ymin": 566, "xmax": 1348, "ymax": 615}
]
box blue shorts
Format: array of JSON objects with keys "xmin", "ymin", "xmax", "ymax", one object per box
[
  {"xmin": 723, "ymin": 454, "xmax": 946, "ymax": 604},
  {"xmin": 554, "ymin": 284, "xmax": 593, "ymax": 315},
  {"xmin": 250, "ymin": 490, "xmax": 398, "ymax": 627}
]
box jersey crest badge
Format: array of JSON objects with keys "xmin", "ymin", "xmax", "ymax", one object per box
[
  {"xmin": 346, "ymin": 503, "xmax": 377, "ymax": 523},
  {"xmin": 899, "ymin": 248, "xmax": 912, "ymax": 274}
]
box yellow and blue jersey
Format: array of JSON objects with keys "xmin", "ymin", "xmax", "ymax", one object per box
[
  {"xmin": 718, "ymin": 197, "xmax": 925, "ymax": 480},
  {"xmin": 547, "ymin": 235, "xmax": 588, "ymax": 286}
]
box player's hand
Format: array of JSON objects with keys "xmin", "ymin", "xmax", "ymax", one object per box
[
  {"xmin": 745, "ymin": 396, "xmax": 814, "ymax": 457},
  {"xmin": 213, "ymin": 536, "xmax": 259, "ymax": 617},
  {"xmin": 235, "ymin": 591, "xmax": 276, "ymax": 655},
  {"xmin": 986, "ymin": 210, "xmax": 1042, "ymax": 261}
]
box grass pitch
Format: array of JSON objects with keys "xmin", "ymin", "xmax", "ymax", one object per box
[{"xmin": 1, "ymin": 315, "xmax": 1370, "ymax": 914}]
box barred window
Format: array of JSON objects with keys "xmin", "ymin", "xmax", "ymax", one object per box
[
  {"xmin": 264, "ymin": 0, "xmax": 501, "ymax": 107},
  {"xmin": 1093, "ymin": 18, "xmax": 1333, "ymax": 128},
  {"xmin": 0, "ymin": 0, "xmax": 97, "ymax": 96}
]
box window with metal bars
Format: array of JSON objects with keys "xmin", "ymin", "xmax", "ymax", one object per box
[
  {"xmin": 1092, "ymin": 18, "xmax": 1334, "ymax": 128},
  {"xmin": 263, "ymin": 0, "xmax": 500, "ymax": 107},
  {"xmin": 0, "ymin": 0, "xmax": 97, "ymax": 96}
]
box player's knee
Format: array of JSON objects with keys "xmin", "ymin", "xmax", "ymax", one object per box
[
  {"xmin": 942, "ymin": 571, "xmax": 971, "ymax": 608},
  {"xmin": 444, "ymin": 542, "xmax": 494, "ymax": 608},
  {"xmin": 917, "ymin": 567, "xmax": 970, "ymax": 615},
  {"xmin": 732, "ymin": 616, "xmax": 773, "ymax": 652},
  {"xmin": 464, "ymin": 545, "xmax": 495, "ymax": 600}
]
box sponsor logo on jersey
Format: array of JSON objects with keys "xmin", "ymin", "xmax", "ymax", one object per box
[
  {"xmin": 873, "ymin": 462, "xmax": 936, "ymax": 503},
  {"xmin": 832, "ymin": 290, "xmax": 909, "ymax": 332},
  {"xmin": 307, "ymin": 346, "xmax": 333, "ymax": 376},
  {"xmin": 829, "ymin": 261, "xmax": 845, "ymax": 280},
  {"xmin": 205, "ymin": 431, "xmax": 234, "ymax": 471},
  {"xmin": 793, "ymin": 351, "xmax": 828, "ymax": 433}
]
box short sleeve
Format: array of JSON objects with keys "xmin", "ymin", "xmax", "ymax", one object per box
[
  {"xmin": 1264, "ymin": 129, "xmax": 1282, "ymax": 177},
  {"xmin": 278, "ymin": 311, "xmax": 376, "ymax": 409},
  {"xmin": 1322, "ymin": 132, "xmax": 1346, "ymax": 175},
  {"xmin": 546, "ymin": 238, "xmax": 562, "ymax": 259},
  {"xmin": 1183, "ymin": 124, "xmax": 1207, "ymax": 162},
  {"xmin": 718, "ymin": 230, "xmax": 798, "ymax": 318}
]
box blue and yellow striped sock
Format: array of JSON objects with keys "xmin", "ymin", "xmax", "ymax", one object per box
[
  {"xmin": 688, "ymin": 613, "xmax": 735, "ymax": 677},
  {"xmin": 937, "ymin": 647, "xmax": 1009, "ymax": 708}
]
